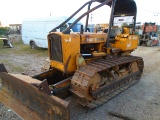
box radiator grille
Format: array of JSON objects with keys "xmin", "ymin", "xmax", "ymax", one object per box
[{"xmin": 49, "ymin": 34, "xmax": 63, "ymax": 62}]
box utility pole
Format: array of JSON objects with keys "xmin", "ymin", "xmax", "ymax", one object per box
[{"xmin": 91, "ymin": 14, "xmax": 93, "ymax": 24}]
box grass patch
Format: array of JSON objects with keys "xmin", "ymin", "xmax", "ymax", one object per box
[
  {"xmin": 0, "ymin": 41, "xmax": 48, "ymax": 57},
  {"xmin": 10, "ymin": 65, "xmax": 25, "ymax": 73},
  {"xmin": 22, "ymin": 63, "xmax": 29, "ymax": 67},
  {"xmin": 0, "ymin": 39, "xmax": 3, "ymax": 46},
  {"xmin": 0, "ymin": 59, "xmax": 25, "ymax": 73},
  {"xmin": 0, "ymin": 38, "xmax": 49, "ymax": 74},
  {"xmin": 1, "ymin": 59, "xmax": 10, "ymax": 64}
]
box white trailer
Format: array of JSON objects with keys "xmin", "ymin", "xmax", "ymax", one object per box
[{"xmin": 22, "ymin": 17, "xmax": 82, "ymax": 49}]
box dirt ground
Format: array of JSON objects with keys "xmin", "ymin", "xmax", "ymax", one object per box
[{"xmin": 1, "ymin": 45, "xmax": 160, "ymax": 120}]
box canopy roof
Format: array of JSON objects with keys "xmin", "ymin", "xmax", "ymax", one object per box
[{"xmin": 97, "ymin": 0, "xmax": 137, "ymax": 16}]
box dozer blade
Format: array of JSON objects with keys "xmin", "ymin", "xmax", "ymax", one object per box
[
  {"xmin": 0, "ymin": 72, "xmax": 70, "ymax": 120},
  {"xmin": 0, "ymin": 63, "xmax": 7, "ymax": 72}
]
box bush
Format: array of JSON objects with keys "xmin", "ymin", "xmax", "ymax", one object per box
[{"xmin": 0, "ymin": 27, "xmax": 9, "ymax": 35}]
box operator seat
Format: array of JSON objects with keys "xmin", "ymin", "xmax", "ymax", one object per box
[
  {"xmin": 107, "ymin": 26, "xmax": 124, "ymax": 44},
  {"xmin": 110, "ymin": 27, "xmax": 124, "ymax": 38}
]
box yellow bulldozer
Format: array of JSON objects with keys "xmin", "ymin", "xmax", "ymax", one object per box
[{"xmin": 0, "ymin": 0, "xmax": 144, "ymax": 120}]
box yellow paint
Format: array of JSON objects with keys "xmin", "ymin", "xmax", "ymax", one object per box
[
  {"xmin": 51, "ymin": 106, "xmax": 62, "ymax": 115},
  {"xmin": 123, "ymin": 27, "xmax": 130, "ymax": 34},
  {"xmin": 81, "ymin": 33, "xmax": 107, "ymax": 44},
  {"xmin": 50, "ymin": 61, "xmax": 65, "ymax": 72},
  {"xmin": 48, "ymin": 31, "xmax": 138, "ymax": 73},
  {"xmin": 48, "ymin": 32, "xmax": 80, "ymax": 73},
  {"xmin": 112, "ymin": 34, "xmax": 138, "ymax": 51}
]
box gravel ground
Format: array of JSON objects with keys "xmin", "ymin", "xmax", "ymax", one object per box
[{"xmin": 1, "ymin": 46, "xmax": 160, "ymax": 120}]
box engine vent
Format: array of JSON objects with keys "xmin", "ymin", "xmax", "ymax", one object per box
[{"xmin": 49, "ymin": 34, "xmax": 63, "ymax": 62}]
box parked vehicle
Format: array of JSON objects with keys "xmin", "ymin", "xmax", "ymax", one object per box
[
  {"xmin": 22, "ymin": 16, "xmax": 82, "ymax": 49},
  {"xmin": 138, "ymin": 22, "xmax": 159, "ymax": 47},
  {"xmin": 0, "ymin": 24, "xmax": 21, "ymax": 48}
]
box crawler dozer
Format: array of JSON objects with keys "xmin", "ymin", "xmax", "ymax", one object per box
[{"xmin": 0, "ymin": 0, "xmax": 144, "ymax": 120}]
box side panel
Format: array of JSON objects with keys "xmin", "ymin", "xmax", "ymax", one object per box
[
  {"xmin": 22, "ymin": 21, "xmax": 48, "ymax": 48},
  {"xmin": 0, "ymin": 73, "xmax": 70, "ymax": 120},
  {"xmin": 62, "ymin": 33, "xmax": 80, "ymax": 73},
  {"xmin": 80, "ymin": 33, "xmax": 107, "ymax": 44},
  {"xmin": 48, "ymin": 33, "xmax": 80, "ymax": 73},
  {"xmin": 114, "ymin": 35, "xmax": 138, "ymax": 51},
  {"xmin": 22, "ymin": 22, "xmax": 30, "ymax": 45}
]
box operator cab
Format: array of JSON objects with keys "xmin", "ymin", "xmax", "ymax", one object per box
[
  {"xmin": 106, "ymin": 0, "xmax": 137, "ymax": 45},
  {"xmin": 109, "ymin": 15, "xmax": 135, "ymax": 43}
]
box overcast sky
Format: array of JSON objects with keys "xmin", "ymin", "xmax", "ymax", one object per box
[{"xmin": 0, "ymin": 0, "xmax": 159, "ymax": 26}]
